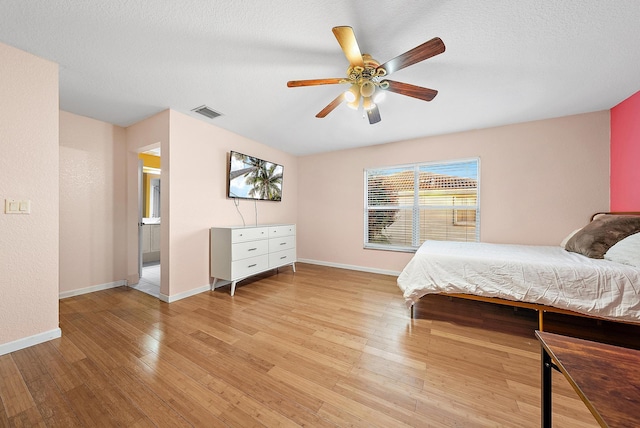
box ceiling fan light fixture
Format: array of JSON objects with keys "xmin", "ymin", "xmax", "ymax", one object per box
[
  {"xmin": 344, "ymin": 84, "xmax": 359, "ymax": 102},
  {"xmin": 373, "ymin": 90, "xmax": 386, "ymax": 104},
  {"xmin": 347, "ymin": 96, "xmax": 360, "ymax": 110},
  {"xmin": 360, "ymin": 80, "xmax": 375, "ymax": 98},
  {"xmin": 363, "ymin": 97, "xmax": 376, "ymax": 111}
]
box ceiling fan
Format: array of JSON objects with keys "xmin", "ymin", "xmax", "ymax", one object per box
[{"xmin": 287, "ymin": 26, "xmax": 445, "ymax": 124}]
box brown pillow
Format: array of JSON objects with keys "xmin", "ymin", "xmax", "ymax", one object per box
[{"xmin": 565, "ymin": 215, "xmax": 640, "ymax": 259}]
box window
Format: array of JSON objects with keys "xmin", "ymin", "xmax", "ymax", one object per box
[{"xmin": 364, "ymin": 158, "xmax": 480, "ymax": 251}]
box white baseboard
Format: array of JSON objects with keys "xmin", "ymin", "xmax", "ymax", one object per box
[
  {"xmin": 59, "ymin": 280, "xmax": 127, "ymax": 299},
  {"xmin": 159, "ymin": 284, "xmax": 211, "ymax": 303},
  {"xmin": 0, "ymin": 328, "xmax": 62, "ymax": 356},
  {"xmin": 297, "ymin": 258, "xmax": 401, "ymax": 277},
  {"xmin": 58, "ymin": 261, "xmax": 396, "ymax": 304}
]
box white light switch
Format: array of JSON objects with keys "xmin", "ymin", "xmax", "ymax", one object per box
[
  {"xmin": 5, "ymin": 199, "xmax": 30, "ymax": 214},
  {"xmin": 19, "ymin": 200, "xmax": 30, "ymax": 213}
]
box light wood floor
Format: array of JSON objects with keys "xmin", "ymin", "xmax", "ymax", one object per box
[{"xmin": 2, "ymin": 263, "xmax": 629, "ymax": 427}]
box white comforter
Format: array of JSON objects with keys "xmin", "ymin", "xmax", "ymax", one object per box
[{"xmin": 397, "ymin": 241, "xmax": 640, "ymax": 323}]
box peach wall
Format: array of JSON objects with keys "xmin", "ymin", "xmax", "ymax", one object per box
[
  {"xmin": 611, "ymin": 90, "xmax": 640, "ymax": 210},
  {"xmin": 167, "ymin": 110, "xmax": 298, "ymax": 297},
  {"xmin": 297, "ymin": 111, "xmax": 610, "ymax": 273},
  {"xmin": 0, "ymin": 42, "xmax": 60, "ymax": 350},
  {"xmin": 59, "ymin": 111, "xmax": 127, "ymax": 294}
]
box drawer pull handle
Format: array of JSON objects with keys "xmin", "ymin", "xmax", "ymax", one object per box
[
  {"xmin": 280, "ymin": 242, "xmax": 286, "ymax": 246},
  {"xmin": 248, "ymin": 264, "xmax": 257, "ymax": 268},
  {"xmin": 248, "ymin": 248, "xmax": 257, "ymax": 251},
  {"xmin": 280, "ymin": 256, "xmax": 287, "ymax": 260}
]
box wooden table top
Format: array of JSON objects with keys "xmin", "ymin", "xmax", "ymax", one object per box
[{"xmin": 536, "ymin": 331, "xmax": 640, "ymax": 427}]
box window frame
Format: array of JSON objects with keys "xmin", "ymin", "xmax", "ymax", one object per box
[{"xmin": 363, "ymin": 157, "xmax": 481, "ymax": 252}]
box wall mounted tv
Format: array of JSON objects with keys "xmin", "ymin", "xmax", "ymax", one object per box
[{"xmin": 227, "ymin": 151, "xmax": 283, "ymax": 201}]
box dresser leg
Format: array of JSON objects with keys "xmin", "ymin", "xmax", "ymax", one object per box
[
  {"xmin": 230, "ymin": 281, "xmax": 237, "ymax": 296},
  {"xmin": 211, "ymin": 277, "xmax": 218, "ymax": 291},
  {"xmin": 292, "ymin": 262, "xmax": 296, "ymax": 273}
]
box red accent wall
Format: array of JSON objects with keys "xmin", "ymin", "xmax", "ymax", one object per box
[{"xmin": 610, "ymin": 91, "xmax": 640, "ymax": 210}]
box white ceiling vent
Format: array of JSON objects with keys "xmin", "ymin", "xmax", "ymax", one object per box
[{"xmin": 191, "ymin": 105, "xmax": 222, "ymax": 119}]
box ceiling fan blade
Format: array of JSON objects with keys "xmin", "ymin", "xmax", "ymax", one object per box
[
  {"xmin": 316, "ymin": 93, "xmax": 345, "ymax": 118},
  {"xmin": 332, "ymin": 26, "xmax": 365, "ymax": 67},
  {"xmin": 378, "ymin": 37, "xmax": 445, "ymax": 75},
  {"xmin": 366, "ymin": 104, "xmax": 381, "ymax": 124},
  {"xmin": 382, "ymin": 80, "xmax": 438, "ymax": 101},
  {"xmin": 287, "ymin": 78, "xmax": 345, "ymax": 87}
]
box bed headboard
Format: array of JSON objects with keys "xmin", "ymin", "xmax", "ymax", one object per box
[{"xmin": 590, "ymin": 211, "xmax": 640, "ymax": 221}]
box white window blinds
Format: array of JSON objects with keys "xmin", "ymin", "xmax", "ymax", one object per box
[{"xmin": 364, "ymin": 158, "xmax": 480, "ymax": 251}]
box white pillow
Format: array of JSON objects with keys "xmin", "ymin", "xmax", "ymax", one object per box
[
  {"xmin": 604, "ymin": 232, "xmax": 640, "ymax": 267},
  {"xmin": 560, "ymin": 228, "xmax": 582, "ymax": 249}
]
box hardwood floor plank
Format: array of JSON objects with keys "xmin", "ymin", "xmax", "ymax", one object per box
[
  {"xmin": 190, "ymin": 330, "xmax": 274, "ymax": 373},
  {"xmin": 338, "ymin": 369, "xmax": 420, "ymax": 412},
  {"xmin": 316, "ymin": 402, "xmax": 381, "ymax": 428},
  {"xmin": 7, "ymin": 405, "xmax": 47, "ymax": 428},
  {"xmin": 352, "ymin": 351, "xmax": 426, "ymax": 389},
  {"xmin": 268, "ymin": 365, "xmax": 415, "ymax": 428},
  {"xmin": 63, "ymin": 384, "xmax": 122, "ymax": 427},
  {"xmin": 0, "ymin": 355, "xmax": 37, "ymax": 417},
  {"xmin": 0, "ymin": 393, "xmax": 10, "ymax": 427},
  {"xmin": 2, "ymin": 263, "xmax": 631, "ymax": 426},
  {"xmin": 10, "ymin": 347, "xmax": 49, "ymax": 385},
  {"xmin": 70, "ymin": 358, "xmax": 153, "ymax": 426},
  {"xmin": 165, "ymin": 334, "xmax": 327, "ymax": 414},
  {"xmin": 107, "ymin": 366, "xmax": 196, "ymax": 428},
  {"xmin": 48, "ymin": 334, "xmax": 86, "ymax": 365},
  {"xmin": 124, "ymin": 356, "xmax": 228, "ymax": 427},
  {"xmin": 26, "ymin": 373, "xmax": 83, "ymax": 427}
]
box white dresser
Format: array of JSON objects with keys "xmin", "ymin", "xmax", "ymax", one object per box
[{"xmin": 210, "ymin": 224, "xmax": 296, "ymax": 295}]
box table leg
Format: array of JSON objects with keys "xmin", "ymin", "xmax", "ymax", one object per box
[{"xmin": 542, "ymin": 347, "xmax": 552, "ymax": 428}]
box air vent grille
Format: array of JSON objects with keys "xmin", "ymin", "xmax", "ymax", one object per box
[{"xmin": 192, "ymin": 105, "xmax": 222, "ymax": 119}]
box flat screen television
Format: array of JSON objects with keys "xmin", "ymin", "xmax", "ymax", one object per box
[{"xmin": 227, "ymin": 151, "xmax": 283, "ymax": 201}]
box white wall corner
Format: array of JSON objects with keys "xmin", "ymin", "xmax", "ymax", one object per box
[
  {"xmin": 159, "ymin": 284, "xmax": 212, "ymax": 303},
  {"xmin": 127, "ymin": 273, "xmax": 140, "ymax": 286}
]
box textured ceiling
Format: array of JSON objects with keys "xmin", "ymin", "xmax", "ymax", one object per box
[{"xmin": 1, "ymin": 0, "xmax": 640, "ymax": 155}]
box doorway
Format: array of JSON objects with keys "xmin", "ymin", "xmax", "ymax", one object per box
[{"xmin": 133, "ymin": 148, "xmax": 161, "ymax": 298}]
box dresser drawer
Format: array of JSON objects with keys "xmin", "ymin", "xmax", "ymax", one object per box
[
  {"xmin": 232, "ymin": 239, "xmax": 268, "ymax": 260},
  {"xmin": 269, "ymin": 225, "xmax": 295, "ymax": 238},
  {"xmin": 231, "ymin": 227, "xmax": 268, "ymax": 243},
  {"xmin": 269, "ymin": 248, "xmax": 296, "ymax": 268},
  {"xmin": 232, "ymin": 255, "xmax": 269, "ymax": 279},
  {"xmin": 269, "ymin": 235, "xmax": 295, "ymax": 252}
]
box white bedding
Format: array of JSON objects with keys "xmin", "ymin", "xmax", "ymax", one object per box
[{"xmin": 397, "ymin": 241, "xmax": 640, "ymax": 323}]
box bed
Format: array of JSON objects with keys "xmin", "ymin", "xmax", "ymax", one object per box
[{"xmin": 397, "ymin": 212, "xmax": 640, "ymax": 329}]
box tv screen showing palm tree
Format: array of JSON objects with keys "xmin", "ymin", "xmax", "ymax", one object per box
[{"xmin": 228, "ymin": 151, "xmax": 283, "ymax": 201}]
